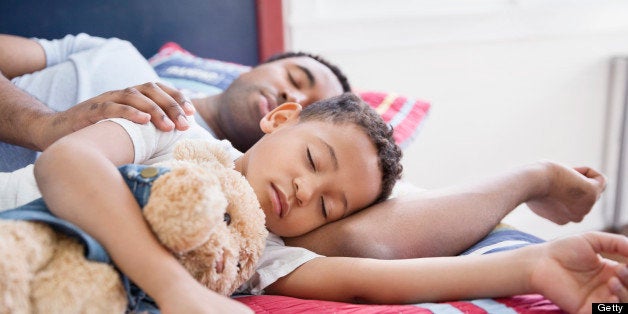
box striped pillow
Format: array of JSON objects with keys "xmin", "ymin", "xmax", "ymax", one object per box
[{"xmin": 358, "ymin": 91, "xmax": 430, "ymax": 149}]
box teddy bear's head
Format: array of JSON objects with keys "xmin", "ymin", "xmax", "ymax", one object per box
[{"xmin": 144, "ymin": 139, "xmax": 268, "ymax": 295}]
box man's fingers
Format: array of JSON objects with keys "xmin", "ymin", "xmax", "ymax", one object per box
[
  {"xmin": 574, "ymin": 166, "xmax": 607, "ymax": 191},
  {"xmin": 156, "ymin": 82, "xmax": 196, "ymax": 115},
  {"xmin": 136, "ymin": 82, "xmax": 189, "ymax": 131},
  {"xmin": 140, "ymin": 82, "xmax": 191, "ymax": 131},
  {"xmin": 85, "ymin": 101, "xmax": 152, "ymax": 127},
  {"xmin": 84, "ymin": 82, "xmax": 193, "ymax": 132},
  {"xmin": 112, "ymin": 85, "xmax": 176, "ymax": 131}
]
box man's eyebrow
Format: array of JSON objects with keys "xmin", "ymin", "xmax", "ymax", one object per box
[{"xmin": 296, "ymin": 65, "xmax": 315, "ymax": 88}]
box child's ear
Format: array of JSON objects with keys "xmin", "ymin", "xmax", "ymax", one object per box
[{"xmin": 260, "ymin": 102, "xmax": 302, "ymax": 133}]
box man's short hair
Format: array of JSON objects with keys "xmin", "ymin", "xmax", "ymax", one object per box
[
  {"xmin": 299, "ymin": 92, "xmax": 403, "ymax": 205},
  {"xmin": 262, "ymin": 51, "xmax": 351, "ymax": 93}
]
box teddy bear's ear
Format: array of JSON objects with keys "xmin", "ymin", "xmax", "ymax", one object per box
[{"xmin": 173, "ymin": 139, "xmax": 233, "ymax": 168}]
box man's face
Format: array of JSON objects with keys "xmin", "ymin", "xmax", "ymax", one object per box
[
  {"xmin": 217, "ymin": 56, "xmax": 344, "ymax": 152},
  {"xmin": 237, "ymin": 116, "xmax": 382, "ymax": 238}
]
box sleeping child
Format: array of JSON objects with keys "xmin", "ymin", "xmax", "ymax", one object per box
[{"xmin": 1, "ymin": 92, "xmax": 627, "ymax": 313}]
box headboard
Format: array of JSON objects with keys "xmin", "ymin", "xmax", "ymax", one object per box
[{"xmin": 0, "ymin": 0, "xmax": 283, "ymax": 66}]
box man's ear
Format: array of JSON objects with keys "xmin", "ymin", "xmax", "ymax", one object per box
[{"xmin": 260, "ymin": 102, "xmax": 302, "ymax": 133}]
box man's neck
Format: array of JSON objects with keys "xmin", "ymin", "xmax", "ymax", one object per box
[{"xmin": 191, "ymin": 95, "xmax": 226, "ymax": 140}]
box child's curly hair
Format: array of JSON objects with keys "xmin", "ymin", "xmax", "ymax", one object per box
[{"xmin": 298, "ymin": 92, "xmax": 403, "ymax": 205}]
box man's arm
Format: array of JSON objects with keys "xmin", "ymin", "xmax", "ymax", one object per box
[
  {"xmin": 0, "ymin": 34, "xmax": 194, "ymax": 151},
  {"xmin": 269, "ymin": 232, "xmax": 628, "ymax": 311},
  {"xmin": 285, "ymin": 161, "xmax": 606, "ymax": 259},
  {"xmin": 0, "ymin": 73, "xmax": 53, "ymax": 150},
  {"xmin": 34, "ymin": 121, "xmax": 251, "ymax": 313}
]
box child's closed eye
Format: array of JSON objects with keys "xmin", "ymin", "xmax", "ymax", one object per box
[
  {"xmin": 321, "ymin": 197, "xmax": 328, "ymax": 218},
  {"xmin": 307, "ymin": 147, "xmax": 316, "ymax": 171}
]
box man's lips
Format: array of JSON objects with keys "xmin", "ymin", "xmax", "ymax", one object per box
[{"xmin": 258, "ymin": 93, "xmax": 278, "ymax": 116}]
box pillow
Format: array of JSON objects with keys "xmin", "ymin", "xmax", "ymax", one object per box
[
  {"xmin": 148, "ymin": 43, "xmax": 430, "ymax": 148},
  {"xmin": 358, "ymin": 91, "xmax": 430, "ymax": 149},
  {"xmin": 148, "ymin": 42, "xmax": 251, "ymax": 99}
]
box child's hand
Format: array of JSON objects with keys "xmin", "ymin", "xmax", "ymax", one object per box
[
  {"xmin": 525, "ymin": 161, "xmax": 606, "ymax": 225},
  {"xmin": 531, "ymin": 232, "xmax": 628, "ymax": 314}
]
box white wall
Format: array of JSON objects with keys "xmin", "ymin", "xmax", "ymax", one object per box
[{"xmin": 284, "ymin": 0, "xmax": 628, "ymax": 240}]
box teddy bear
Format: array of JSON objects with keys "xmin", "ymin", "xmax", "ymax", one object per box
[{"xmin": 0, "ymin": 139, "xmax": 268, "ymax": 314}]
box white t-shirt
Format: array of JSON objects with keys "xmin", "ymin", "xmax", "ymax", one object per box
[
  {"xmin": 237, "ymin": 233, "xmax": 322, "ymax": 295},
  {"xmin": 2, "ymin": 33, "xmax": 321, "ymax": 296},
  {"xmin": 13, "ymin": 33, "xmax": 159, "ymax": 112}
]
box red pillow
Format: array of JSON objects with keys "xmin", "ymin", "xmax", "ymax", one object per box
[{"xmin": 358, "ymin": 91, "xmax": 430, "ymax": 149}]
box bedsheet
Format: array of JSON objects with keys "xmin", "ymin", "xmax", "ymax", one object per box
[{"xmin": 235, "ymin": 293, "xmax": 563, "ymax": 314}]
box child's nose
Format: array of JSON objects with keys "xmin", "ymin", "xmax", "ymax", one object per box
[{"xmin": 294, "ymin": 177, "xmax": 315, "ymax": 206}]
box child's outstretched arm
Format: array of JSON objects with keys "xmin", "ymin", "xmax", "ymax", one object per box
[
  {"xmin": 34, "ymin": 121, "xmax": 251, "ymax": 314},
  {"xmin": 267, "ymin": 232, "xmax": 628, "ymax": 312}
]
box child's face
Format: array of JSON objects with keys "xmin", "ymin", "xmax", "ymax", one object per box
[{"xmin": 235, "ymin": 103, "xmax": 382, "ymax": 237}]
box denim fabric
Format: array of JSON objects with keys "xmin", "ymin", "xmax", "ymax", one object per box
[
  {"xmin": 0, "ymin": 198, "xmax": 110, "ymax": 263},
  {"xmin": 0, "ymin": 164, "xmax": 171, "ymax": 312},
  {"xmin": 0, "ymin": 142, "xmax": 37, "ymax": 172},
  {"xmin": 118, "ymin": 164, "xmax": 172, "ymax": 208}
]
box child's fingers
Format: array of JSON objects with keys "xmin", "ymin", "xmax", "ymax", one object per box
[
  {"xmin": 617, "ymin": 265, "xmax": 628, "ymax": 289},
  {"xmin": 609, "ymin": 276, "xmax": 628, "ymax": 302},
  {"xmin": 584, "ymin": 232, "xmax": 628, "ymax": 257}
]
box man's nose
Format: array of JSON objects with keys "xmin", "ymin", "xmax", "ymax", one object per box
[{"xmin": 280, "ymin": 90, "xmax": 307, "ymax": 105}]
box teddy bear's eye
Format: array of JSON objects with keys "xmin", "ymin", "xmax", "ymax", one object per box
[{"xmin": 223, "ymin": 212, "xmax": 231, "ymax": 226}]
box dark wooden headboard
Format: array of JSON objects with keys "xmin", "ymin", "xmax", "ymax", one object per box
[{"xmin": 0, "ymin": 0, "xmax": 283, "ymax": 66}]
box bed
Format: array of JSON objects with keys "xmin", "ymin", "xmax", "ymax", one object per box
[{"xmin": 0, "ymin": 1, "xmax": 563, "ymax": 313}]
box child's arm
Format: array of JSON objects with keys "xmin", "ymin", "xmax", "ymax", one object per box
[
  {"xmin": 34, "ymin": 121, "xmax": 251, "ymax": 313},
  {"xmin": 268, "ymin": 232, "xmax": 628, "ymax": 312},
  {"xmin": 286, "ymin": 161, "xmax": 606, "ymax": 258}
]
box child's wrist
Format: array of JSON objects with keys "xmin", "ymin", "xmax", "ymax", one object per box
[
  {"xmin": 152, "ymin": 272, "xmax": 198, "ymax": 306},
  {"xmin": 520, "ymin": 242, "xmax": 552, "ymax": 295}
]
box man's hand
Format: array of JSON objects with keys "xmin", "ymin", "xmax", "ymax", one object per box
[
  {"xmin": 35, "ymin": 82, "xmax": 196, "ymax": 150},
  {"xmin": 525, "ymin": 161, "xmax": 607, "ymax": 225}
]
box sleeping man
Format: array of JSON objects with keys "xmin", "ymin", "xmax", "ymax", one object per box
[{"xmin": 0, "ymin": 32, "xmax": 609, "ymax": 266}]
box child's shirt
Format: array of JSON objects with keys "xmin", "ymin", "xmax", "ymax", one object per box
[{"xmin": 236, "ymin": 233, "xmax": 322, "ymax": 295}]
